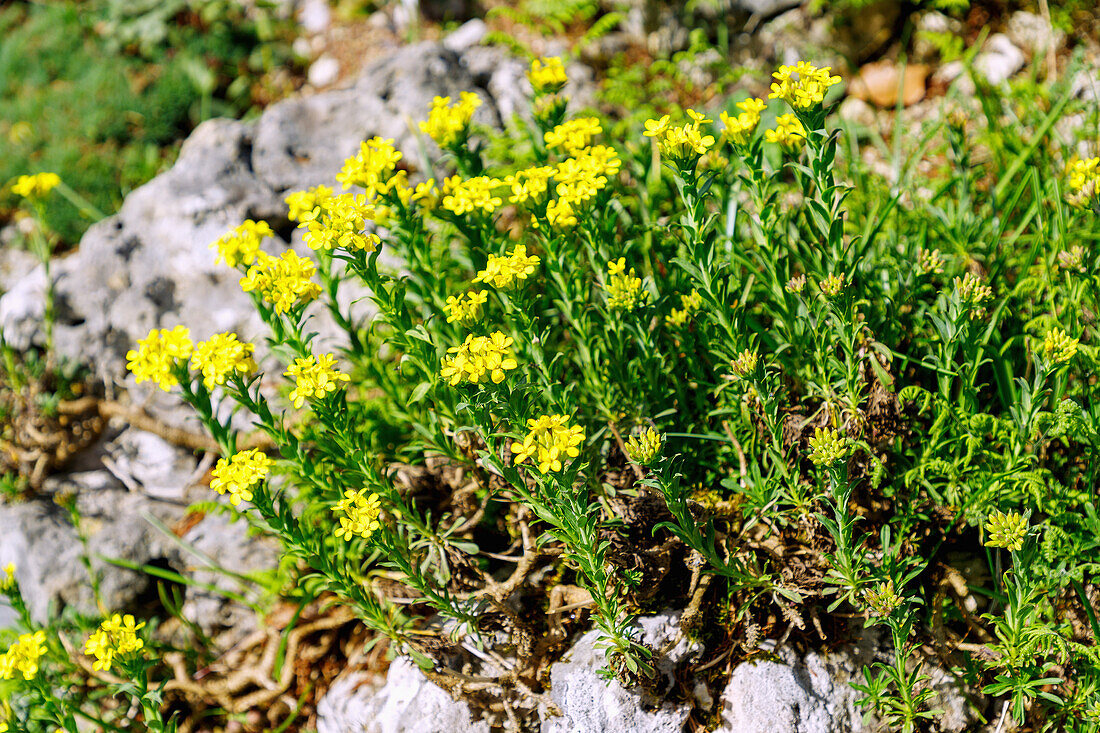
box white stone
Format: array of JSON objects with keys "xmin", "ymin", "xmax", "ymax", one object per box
[
  {"xmin": 1006, "ymin": 10, "xmax": 1064, "ymax": 58},
  {"xmin": 974, "ymin": 33, "xmax": 1026, "ymax": 85},
  {"xmin": 308, "ymin": 54, "xmax": 341, "ymax": 87},
  {"xmin": 443, "ymin": 19, "xmax": 487, "ymax": 53},
  {"xmin": 298, "ymin": 0, "xmax": 331, "ymax": 35}
]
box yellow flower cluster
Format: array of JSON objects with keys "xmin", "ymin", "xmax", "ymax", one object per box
[
  {"xmin": 0, "ymin": 631, "xmax": 47, "ymax": 681},
  {"xmin": 126, "ymin": 326, "xmax": 194, "ymax": 391},
  {"xmin": 211, "ymin": 448, "xmax": 272, "ymax": 506},
  {"xmin": 240, "ymin": 250, "xmax": 322, "ymax": 314},
  {"xmin": 440, "ymin": 332, "xmax": 518, "ymax": 386},
  {"xmin": 624, "ymin": 428, "xmax": 662, "ymax": 466},
  {"xmin": 84, "ymin": 614, "xmax": 145, "ymax": 672},
  {"xmin": 666, "ymin": 288, "xmax": 703, "ymax": 327},
  {"xmin": 545, "ymin": 197, "xmax": 578, "ymax": 228},
  {"xmin": 299, "ymin": 193, "xmax": 382, "ymax": 253},
  {"xmin": 286, "ymin": 184, "xmax": 334, "ymax": 222},
  {"xmin": 1066, "ymin": 157, "xmax": 1100, "ymax": 207},
  {"xmin": 336, "ymin": 137, "xmax": 403, "ymax": 195},
  {"xmin": 333, "ymin": 488, "xmax": 382, "ymax": 541},
  {"xmin": 769, "ymin": 62, "xmax": 841, "ymax": 109},
  {"xmin": 475, "ymin": 245, "xmax": 540, "ymax": 290},
  {"xmin": 719, "ymin": 98, "xmax": 766, "ymax": 146},
  {"xmin": 444, "ymin": 290, "xmax": 488, "ymax": 325},
  {"xmin": 0, "ymin": 563, "xmax": 14, "ymax": 591},
  {"xmin": 730, "ymin": 349, "xmax": 759, "ymax": 379},
  {"xmin": 505, "ymin": 166, "xmax": 555, "ymax": 205},
  {"xmin": 528, "ymin": 56, "xmax": 568, "ymax": 94},
  {"xmin": 820, "ymin": 273, "xmax": 845, "ymax": 298},
  {"xmin": 511, "ymin": 414, "xmax": 586, "ymax": 473},
  {"xmin": 545, "ymin": 117, "xmax": 602, "ymax": 154},
  {"xmin": 808, "ymin": 427, "xmax": 848, "ymax": 466},
  {"xmin": 643, "ymin": 111, "xmax": 716, "ymax": 161},
  {"xmin": 392, "ymin": 176, "xmax": 438, "ymax": 209},
  {"xmin": 605, "ymin": 258, "xmax": 647, "ymax": 311},
  {"xmin": 863, "ymin": 581, "xmax": 903, "ymax": 618},
  {"xmin": 765, "ymin": 113, "xmax": 806, "ymax": 151},
  {"xmin": 984, "ymin": 509, "xmax": 1028, "ymax": 552},
  {"xmin": 212, "ymin": 220, "xmax": 273, "ymax": 268},
  {"xmin": 285, "ymin": 353, "xmax": 351, "ymax": 409},
  {"xmin": 442, "ymin": 175, "xmax": 504, "ymax": 216},
  {"xmin": 555, "ymin": 146, "xmax": 621, "ymax": 203},
  {"xmin": 953, "ymin": 272, "xmax": 993, "ymax": 318},
  {"xmin": 190, "ymin": 332, "xmax": 257, "ymax": 390},
  {"xmin": 918, "ymin": 248, "xmax": 946, "ymax": 276},
  {"xmin": 420, "ymin": 92, "xmax": 481, "ymax": 148},
  {"xmin": 1042, "ymin": 328, "xmax": 1079, "ymax": 364},
  {"xmin": 11, "ymin": 172, "xmax": 61, "ymax": 199}
]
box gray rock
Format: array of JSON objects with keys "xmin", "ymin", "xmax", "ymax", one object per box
[
  {"xmin": 975, "ymin": 34, "xmax": 1026, "ymax": 85},
  {"xmin": 316, "ymin": 659, "xmax": 490, "ymax": 733},
  {"xmin": 715, "ymin": 636, "xmax": 977, "ymax": 733},
  {"xmin": 540, "ymin": 611, "xmax": 697, "ymax": 733},
  {"xmin": 443, "ymin": 19, "xmax": 487, "ymax": 53},
  {"xmin": 912, "ymin": 11, "xmax": 963, "ymax": 62},
  {"xmin": 0, "ymin": 247, "xmax": 40, "ymax": 295},
  {"xmin": 308, "ymin": 54, "xmax": 341, "ymax": 87},
  {"xmin": 0, "ymin": 599, "xmax": 15, "ymax": 630},
  {"xmin": 732, "ymin": 0, "xmax": 801, "ymax": 16},
  {"xmin": 1006, "ymin": 11, "xmax": 1064, "ymax": 59},
  {"xmin": 838, "ymin": 97, "xmax": 876, "ymax": 128},
  {"xmin": 298, "ymin": 0, "xmax": 332, "ymax": 34}
]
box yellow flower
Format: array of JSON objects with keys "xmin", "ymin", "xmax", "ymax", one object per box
[
  {"xmin": 511, "ymin": 414, "xmax": 586, "ymax": 473},
  {"xmin": 918, "ymin": 249, "xmax": 945, "ymax": 275},
  {"xmin": 1042, "ymin": 328, "xmax": 1079, "ymax": 364},
  {"xmin": 644, "ymin": 115, "xmax": 671, "ymax": 138},
  {"xmin": 730, "ymin": 349, "xmax": 759, "ymax": 379},
  {"xmin": 952, "ymin": 272, "xmax": 993, "ymax": 319},
  {"xmin": 655, "ymin": 121, "xmax": 715, "ymax": 161},
  {"xmin": 681, "ymin": 288, "xmax": 703, "ymax": 311},
  {"xmin": 863, "ymin": 581, "xmax": 903, "ymax": 618},
  {"xmin": 785, "ymin": 274, "xmax": 807, "ymax": 293},
  {"xmin": 11, "ymin": 172, "xmax": 61, "ymax": 199},
  {"xmin": 444, "ymin": 290, "xmax": 489, "ymax": 326},
  {"xmin": 0, "ymin": 631, "xmax": 47, "ymax": 681},
  {"xmin": 984, "ymin": 509, "xmax": 1028, "ymax": 552},
  {"xmin": 505, "ymin": 166, "xmax": 555, "ymax": 205},
  {"xmin": 665, "ymin": 308, "xmax": 689, "ymax": 328},
  {"xmin": 285, "ymin": 353, "xmax": 350, "ymax": 409},
  {"xmin": 820, "ymin": 273, "xmax": 845, "ymax": 298},
  {"xmin": 544, "ymin": 197, "xmax": 578, "ymax": 229},
  {"xmin": 419, "ymin": 92, "xmax": 481, "ymax": 148},
  {"xmin": 210, "ymin": 448, "xmax": 272, "ymax": 506},
  {"xmin": 84, "ymin": 614, "xmax": 145, "ymax": 672},
  {"xmin": 126, "ymin": 326, "xmax": 194, "ymax": 391},
  {"xmin": 240, "ymin": 250, "xmax": 322, "ymax": 314},
  {"xmin": 333, "ymin": 488, "xmax": 382, "ymax": 541},
  {"xmin": 211, "ymin": 220, "xmax": 274, "ymax": 268},
  {"xmin": 545, "ymin": 117, "xmax": 602, "ymax": 154},
  {"xmin": 765, "ymin": 113, "xmax": 806, "ymax": 151},
  {"xmin": 0, "ymin": 563, "xmax": 15, "ymax": 591},
  {"xmin": 474, "ymin": 245, "xmax": 540, "ymax": 290},
  {"xmin": 768, "ymin": 62, "xmax": 841, "ymax": 109},
  {"xmin": 808, "ymin": 428, "xmax": 848, "ymax": 466},
  {"xmin": 336, "ymin": 137, "xmax": 403, "ymax": 195},
  {"xmin": 442, "ymin": 176, "xmax": 504, "ymax": 216},
  {"xmin": 624, "ymin": 428, "xmax": 661, "ymax": 466},
  {"xmin": 299, "ymin": 193, "xmax": 382, "ymax": 253},
  {"xmin": 685, "ymin": 108, "xmax": 712, "ymax": 125},
  {"xmin": 190, "ymin": 333, "xmax": 257, "ymax": 390},
  {"xmin": 528, "ymin": 57, "xmax": 568, "ymax": 94},
  {"xmin": 286, "ymin": 184, "xmax": 334, "ymax": 222},
  {"xmin": 440, "ymin": 332, "xmax": 518, "ymax": 386},
  {"xmin": 719, "ymin": 98, "xmax": 766, "ymax": 147},
  {"xmin": 605, "ymin": 258, "xmax": 648, "ymax": 311}
]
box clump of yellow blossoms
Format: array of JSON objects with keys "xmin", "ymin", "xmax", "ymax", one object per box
[
  {"xmin": 334, "ymin": 488, "xmax": 382, "ymax": 541},
  {"xmin": 420, "ymin": 92, "xmax": 481, "ymax": 148},
  {"xmin": 545, "ymin": 197, "xmax": 578, "ymax": 228},
  {"xmin": 442, "ymin": 175, "xmax": 504, "ymax": 216},
  {"xmin": 0, "ymin": 631, "xmax": 47, "ymax": 681},
  {"xmin": 11, "ymin": 172, "xmax": 61, "ymax": 199},
  {"xmin": 820, "ymin": 273, "xmax": 845, "ymax": 298},
  {"xmin": 285, "ymin": 353, "xmax": 351, "ymax": 409},
  {"xmin": 211, "ymin": 220, "xmax": 273, "ymax": 268},
  {"xmin": 918, "ymin": 248, "xmax": 946, "ymax": 276},
  {"xmin": 720, "ymin": 98, "xmax": 766, "ymax": 146},
  {"xmin": 444, "ymin": 290, "xmax": 488, "ymax": 325},
  {"xmin": 441, "ymin": 332, "xmax": 518, "ymax": 386},
  {"xmin": 1066, "ymin": 156, "xmax": 1100, "ymax": 207},
  {"xmin": 605, "ymin": 258, "xmax": 647, "ymax": 311},
  {"xmin": 1042, "ymin": 328, "xmax": 1079, "ymax": 364},
  {"xmin": 545, "ymin": 117, "xmax": 602, "ymax": 154},
  {"xmin": 475, "ymin": 245, "xmax": 540, "ymax": 290},
  {"xmin": 286, "ymin": 184, "xmax": 334, "ymax": 222},
  {"xmin": 528, "ymin": 56, "xmax": 568, "ymax": 94},
  {"xmin": 863, "ymin": 581, "xmax": 903, "ymax": 618},
  {"xmin": 190, "ymin": 332, "xmax": 257, "ymax": 390},
  {"xmin": 644, "ymin": 111, "xmax": 715, "ymax": 163},
  {"xmin": 0, "ymin": 563, "xmax": 14, "ymax": 591},
  {"xmin": 84, "ymin": 614, "xmax": 145, "ymax": 672},
  {"xmin": 730, "ymin": 349, "xmax": 759, "ymax": 379},
  {"xmin": 769, "ymin": 62, "xmax": 841, "ymax": 109},
  {"xmin": 984, "ymin": 509, "xmax": 1028, "ymax": 552},
  {"xmin": 808, "ymin": 427, "xmax": 848, "ymax": 466},
  {"xmin": 506, "ymin": 166, "xmax": 555, "ymax": 205},
  {"xmin": 337, "ymin": 137, "xmax": 403, "ymax": 194},
  {"xmin": 624, "ymin": 428, "xmax": 662, "ymax": 466},
  {"xmin": 555, "ymin": 146, "xmax": 621, "ymax": 203},
  {"xmin": 299, "ymin": 193, "xmax": 382, "ymax": 253},
  {"xmin": 512, "ymin": 414, "xmax": 586, "ymax": 473},
  {"xmin": 666, "ymin": 288, "xmax": 703, "ymax": 327},
  {"xmin": 240, "ymin": 250, "xmax": 322, "ymax": 314},
  {"xmin": 126, "ymin": 326, "xmax": 194, "ymax": 391},
  {"xmin": 765, "ymin": 113, "xmax": 806, "ymax": 151},
  {"xmin": 953, "ymin": 272, "xmax": 993, "ymax": 318},
  {"xmin": 786, "ymin": 274, "xmax": 807, "ymax": 294},
  {"xmin": 211, "ymin": 448, "xmax": 273, "ymax": 506}
]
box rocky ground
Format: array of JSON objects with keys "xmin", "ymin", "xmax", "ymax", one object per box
[{"xmin": 1, "ymin": 1, "xmax": 1097, "ymax": 731}]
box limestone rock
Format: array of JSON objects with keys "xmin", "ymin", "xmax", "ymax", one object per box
[
  {"xmin": 1006, "ymin": 10, "xmax": 1064, "ymax": 59},
  {"xmin": 975, "ymin": 34, "xmax": 1026, "ymax": 85}
]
